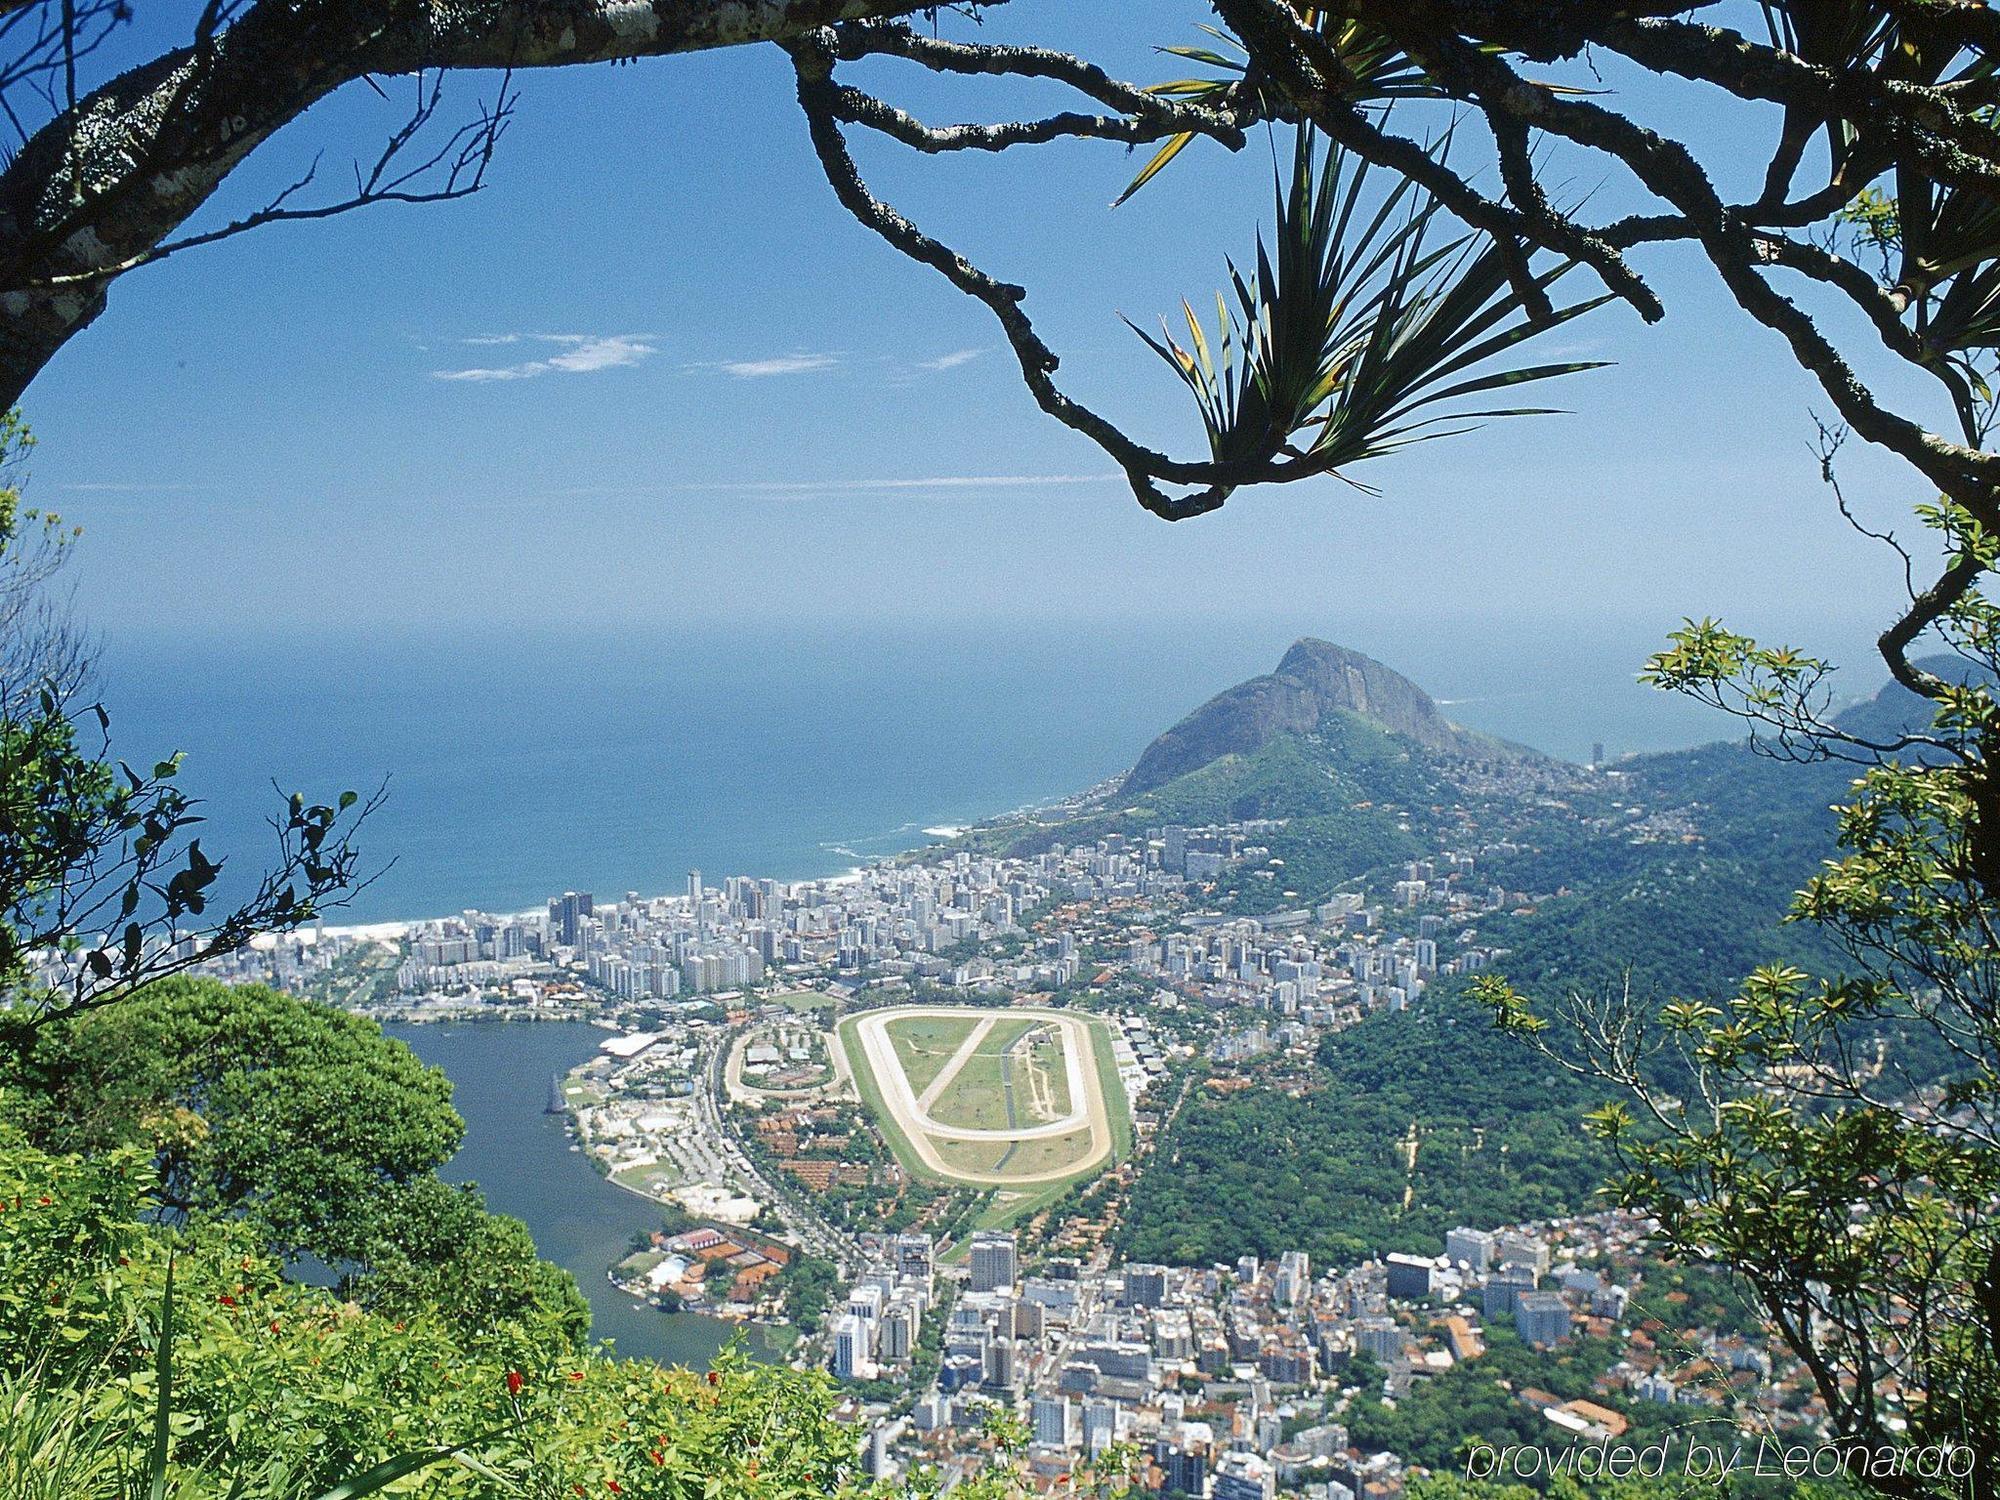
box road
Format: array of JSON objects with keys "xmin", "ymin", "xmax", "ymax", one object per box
[{"xmin": 695, "ymin": 1034, "xmax": 858, "ymax": 1277}]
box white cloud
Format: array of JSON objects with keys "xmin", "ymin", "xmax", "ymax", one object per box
[
  {"xmin": 718, "ymin": 352, "xmax": 839, "ymax": 379},
  {"xmin": 545, "ymin": 336, "xmax": 657, "ymax": 374},
  {"xmin": 55, "ymin": 481, "xmax": 198, "ymax": 493},
  {"xmin": 680, "ymin": 473, "xmax": 1120, "ymax": 496},
  {"xmin": 433, "ymin": 333, "xmax": 657, "ymax": 382},
  {"xmin": 915, "ymin": 347, "xmax": 987, "ymax": 372}
]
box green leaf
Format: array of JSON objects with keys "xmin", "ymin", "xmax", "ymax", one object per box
[
  {"xmin": 308, "ymin": 1428, "xmax": 514, "ymax": 1500},
  {"xmin": 148, "ymin": 1257, "xmax": 175, "ymax": 1500},
  {"xmin": 1113, "ymin": 131, "xmax": 1196, "ymax": 209}
]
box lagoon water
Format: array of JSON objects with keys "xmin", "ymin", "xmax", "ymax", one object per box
[{"xmin": 385, "ymin": 1019, "xmax": 739, "ymax": 1368}]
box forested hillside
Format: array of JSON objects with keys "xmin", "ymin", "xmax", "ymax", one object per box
[{"xmin": 1116, "ymin": 667, "xmax": 1941, "ymax": 1273}]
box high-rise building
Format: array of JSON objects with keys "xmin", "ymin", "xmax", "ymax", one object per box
[
  {"xmin": 1031, "ymin": 1395, "xmax": 1075, "ymax": 1449},
  {"xmin": 1082, "ymin": 1399, "xmax": 1118, "ymax": 1458},
  {"xmin": 983, "ymin": 1334, "xmax": 1016, "ymax": 1389},
  {"xmin": 548, "ymin": 891, "xmax": 593, "ymax": 947},
  {"xmin": 1483, "ymin": 1263, "xmax": 1539, "ymax": 1320},
  {"xmin": 1275, "ymin": 1250, "xmax": 1310, "ymax": 1306},
  {"xmin": 1212, "ymin": 1452, "xmax": 1276, "ymax": 1500},
  {"xmin": 1495, "ymin": 1232, "xmax": 1550, "ymax": 1276},
  {"xmin": 832, "ymin": 1314, "xmax": 871, "ymax": 1379},
  {"xmin": 1515, "ymin": 1291, "xmax": 1572, "ymax": 1346},
  {"xmin": 865, "ymin": 1424, "xmax": 891, "ymax": 1479},
  {"xmin": 1445, "ymin": 1227, "xmax": 1495, "ymax": 1270},
  {"xmin": 895, "ymin": 1232, "xmax": 935, "ymax": 1291},
  {"xmin": 1122, "ymin": 1263, "xmax": 1168, "ymax": 1308},
  {"xmin": 880, "ymin": 1298, "xmax": 919, "ymax": 1363},
  {"xmin": 1384, "ymin": 1252, "xmax": 1434, "ymax": 1301},
  {"xmin": 1354, "ymin": 1318, "xmax": 1401, "ymax": 1363},
  {"xmin": 1160, "ymin": 1444, "xmax": 1210, "ymax": 1497},
  {"xmin": 969, "ymin": 1230, "xmax": 1017, "ymax": 1293}
]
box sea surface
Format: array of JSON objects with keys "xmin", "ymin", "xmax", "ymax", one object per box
[
  {"xmin": 89, "ymin": 616, "xmax": 1830, "ymax": 924},
  {"xmin": 384, "ymin": 1018, "xmax": 745, "ymax": 1368}
]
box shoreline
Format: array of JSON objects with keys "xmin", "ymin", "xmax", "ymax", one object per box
[{"xmin": 298, "ymin": 787, "xmax": 1086, "ymax": 942}]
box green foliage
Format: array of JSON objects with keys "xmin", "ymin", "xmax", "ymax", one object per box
[
  {"xmin": 1485, "ymin": 609, "xmax": 2000, "ymax": 1492},
  {"xmin": 0, "ymin": 1123, "xmax": 887, "ymax": 1499},
  {"xmin": 774, "ymin": 1252, "xmax": 839, "ymax": 1336},
  {"xmin": 1117, "ymin": 990, "xmax": 1607, "ymax": 1268},
  {"xmin": 1115, "ymin": 18, "xmax": 1429, "ymax": 207},
  {"xmin": 11, "ymin": 978, "xmax": 464, "ymax": 1267},
  {"xmin": 1135, "ymin": 127, "xmax": 1608, "ymax": 493}
]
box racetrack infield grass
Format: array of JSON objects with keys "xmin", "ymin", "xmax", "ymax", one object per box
[
  {"xmin": 930, "ymin": 1126, "xmax": 1098, "ymax": 1179},
  {"xmin": 883, "ymin": 1014, "xmax": 984, "ymax": 1099},
  {"xmin": 924, "ymin": 1016, "xmax": 1041, "ymax": 1131}
]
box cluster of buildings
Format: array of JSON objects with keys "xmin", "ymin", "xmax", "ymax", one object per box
[
  {"xmin": 365, "ymin": 825, "xmax": 1541, "ymax": 1039},
  {"xmin": 139, "ymin": 754, "xmax": 1595, "ymax": 1052},
  {"xmin": 612, "ymin": 1223, "xmax": 792, "ymax": 1311},
  {"xmin": 109, "ymin": 763, "xmax": 1834, "ymax": 1491},
  {"xmin": 852, "ymin": 1209, "xmax": 1815, "ymax": 1499},
  {"xmin": 832, "ymin": 1232, "xmax": 944, "ymax": 1381}
]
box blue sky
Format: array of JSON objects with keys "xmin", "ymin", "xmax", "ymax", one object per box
[{"xmin": 20, "ymin": 1, "xmax": 1941, "ymax": 685}]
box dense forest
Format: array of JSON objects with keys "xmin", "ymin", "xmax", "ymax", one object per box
[{"xmin": 1116, "ymin": 988, "xmax": 1610, "ymax": 1267}]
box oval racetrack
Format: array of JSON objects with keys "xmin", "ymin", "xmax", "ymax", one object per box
[{"xmin": 841, "ymin": 1005, "xmax": 1118, "ymax": 1186}]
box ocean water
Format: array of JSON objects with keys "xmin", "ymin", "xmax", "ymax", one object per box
[{"xmin": 91, "ymin": 616, "xmax": 1838, "ymax": 923}]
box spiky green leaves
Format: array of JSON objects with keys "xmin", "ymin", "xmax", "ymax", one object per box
[
  {"xmin": 1133, "ymin": 127, "xmax": 1609, "ymax": 491},
  {"xmin": 1114, "ymin": 19, "xmax": 1432, "ymax": 209}
]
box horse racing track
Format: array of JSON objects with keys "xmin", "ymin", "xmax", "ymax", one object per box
[{"xmin": 834, "ymin": 1005, "xmax": 1129, "ymax": 1188}]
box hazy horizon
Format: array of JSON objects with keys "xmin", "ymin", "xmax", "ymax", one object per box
[{"xmin": 88, "ymin": 611, "xmax": 1886, "ymax": 923}]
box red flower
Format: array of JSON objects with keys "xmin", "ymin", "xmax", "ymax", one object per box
[
  {"xmin": 218, "ymin": 1294, "xmax": 236, "ymax": 1308},
  {"xmin": 568, "ymin": 1370, "xmax": 586, "ymax": 1383},
  {"xmin": 705, "ymin": 1370, "xmax": 719, "ymax": 1387},
  {"xmin": 268, "ymin": 1321, "xmax": 281, "ymax": 1334},
  {"xmin": 393, "ymin": 1320, "xmax": 406, "ymax": 1331},
  {"xmin": 607, "ymin": 1484, "xmax": 622, "ymax": 1495},
  {"xmin": 649, "ymin": 1450, "xmax": 664, "ymax": 1467},
  {"xmin": 37, "ymin": 1195, "xmax": 50, "ymax": 1206},
  {"xmin": 507, "ymin": 1370, "xmax": 524, "ymax": 1396}
]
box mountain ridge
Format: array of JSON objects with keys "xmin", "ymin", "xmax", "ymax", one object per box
[{"xmin": 1118, "ymin": 637, "xmax": 1534, "ymax": 799}]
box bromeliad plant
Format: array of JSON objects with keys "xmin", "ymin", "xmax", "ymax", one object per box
[
  {"xmin": 1114, "ymin": 16, "xmax": 1434, "ymax": 207},
  {"xmin": 1131, "ymin": 126, "xmax": 1610, "ymax": 496}
]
